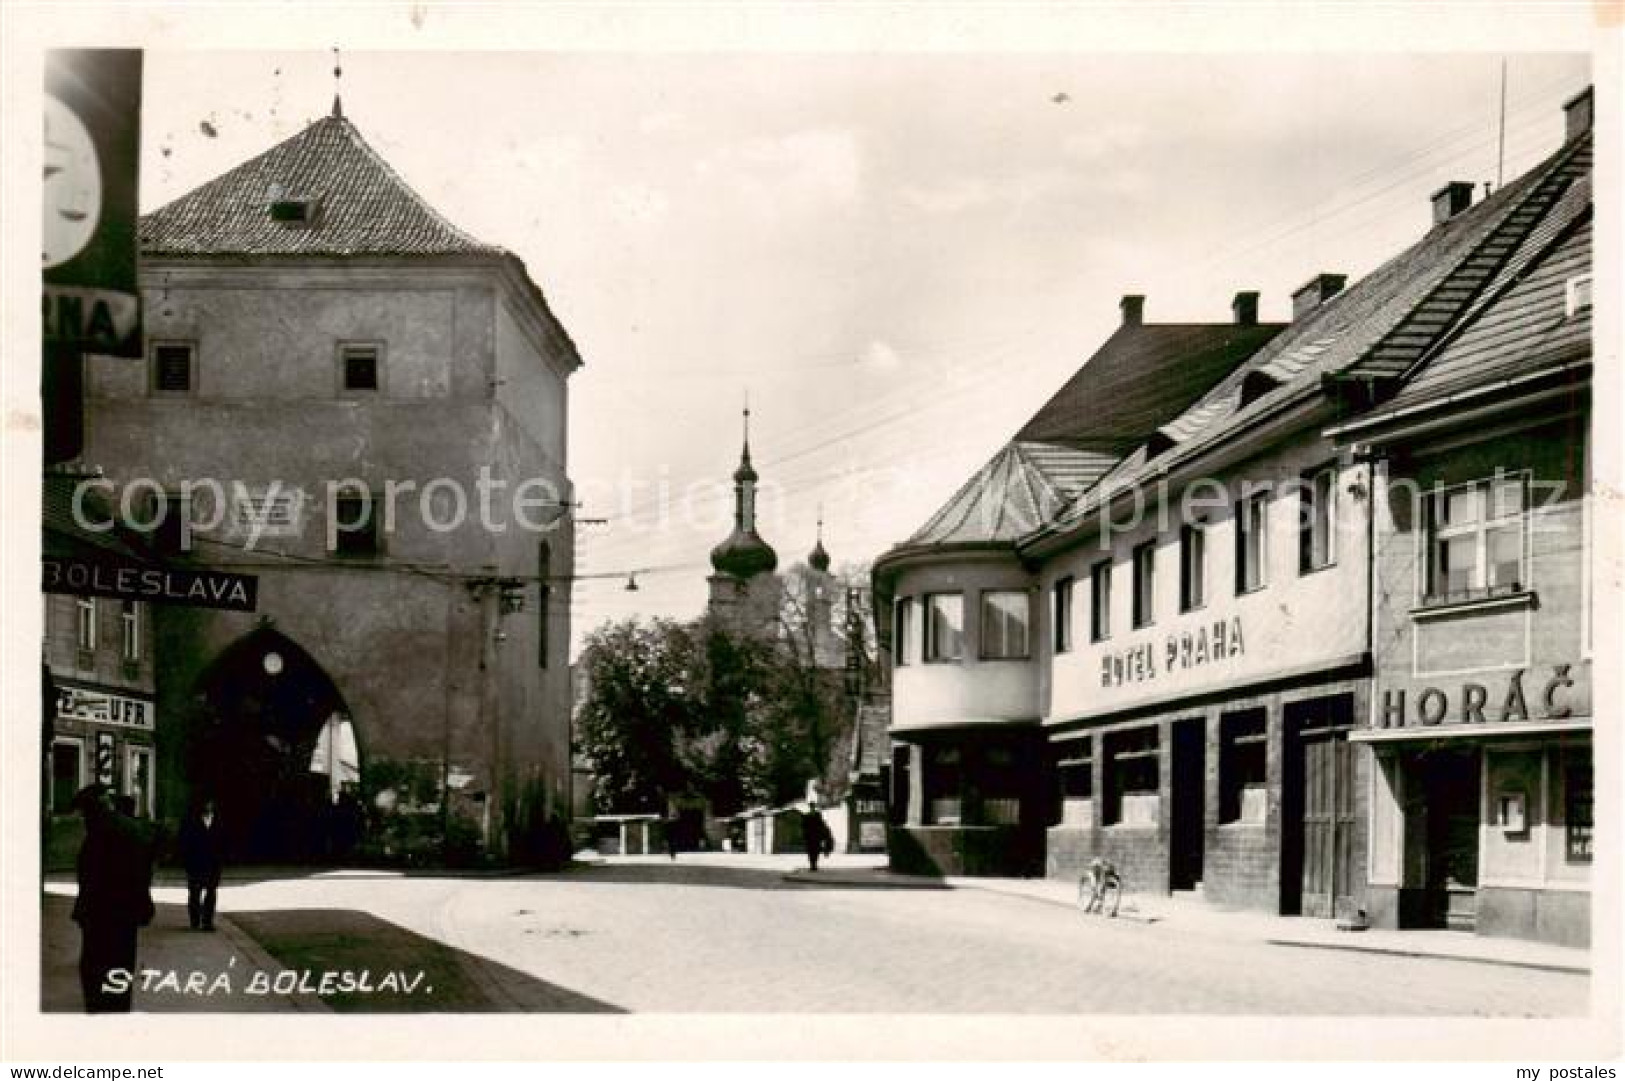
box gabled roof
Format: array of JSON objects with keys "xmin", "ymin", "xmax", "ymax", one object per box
[
  {"xmin": 142, "ymin": 114, "xmax": 500, "ymax": 257},
  {"xmin": 892, "ymin": 321, "xmax": 1281, "ymax": 553}
]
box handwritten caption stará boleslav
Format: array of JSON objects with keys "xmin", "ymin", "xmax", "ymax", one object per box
[{"xmin": 102, "ymin": 965, "xmax": 433, "ymax": 998}]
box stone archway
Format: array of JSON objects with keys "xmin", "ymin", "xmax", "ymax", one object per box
[{"xmin": 191, "ymin": 627, "xmax": 363, "ymax": 863}]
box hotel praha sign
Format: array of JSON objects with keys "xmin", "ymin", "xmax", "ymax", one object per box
[
  {"xmin": 1101, "ymin": 616, "xmax": 1245, "ymax": 688},
  {"xmin": 43, "ymin": 555, "xmax": 259, "ymax": 612},
  {"xmin": 58, "ymin": 685, "xmax": 154, "ymax": 731}
]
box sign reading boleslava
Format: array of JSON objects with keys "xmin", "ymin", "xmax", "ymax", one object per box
[{"xmin": 44, "ymin": 555, "xmax": 258, "ymax": 612}]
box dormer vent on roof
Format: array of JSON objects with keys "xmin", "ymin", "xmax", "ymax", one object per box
[
  {"xmin": 269, "ymin": 196, "xmax": 318, "ymax": 226},
  {"xmin": 1291, "ymin": 273, "xmax": 1347, "ymax": 320},
  {"xmin": 1120, "ymin": 294, "xmax": 1145, "ymax": 327},
  {"xmin": 1431, "ymin": 181, "xmax": 1475, "ymax": 226},
  {"xmin": 1232, "ymin": 291, "xmax": 1259, "ymax": 326}
]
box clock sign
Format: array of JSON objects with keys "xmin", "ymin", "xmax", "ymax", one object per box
[{"xmin": 43, "ymin": 94, "xmax": 102, "ymax": 269}]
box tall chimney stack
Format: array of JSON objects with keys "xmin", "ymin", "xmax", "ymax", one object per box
[
  {"xmin": 1120, "ymin": 294, "xmax": 1145, "ymax": 327},
  {"xmin": 1432, "ymin": 181, "xmax": 1475, "ymax": 225},
  {"xmin": 1232, "ymin": 291, "xmax": 1259, "ymax": 327},
  {"xmin": 1291, "ymin": 273, "xmax": 1347, "ymax": 320},
  {"xmin": 1564, "ymin": 86, "xmax": 1593, "ymax": 142}
]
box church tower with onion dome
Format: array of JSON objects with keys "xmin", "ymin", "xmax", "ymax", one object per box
[{"xmin": 707, "ymin": 405, "xmax": 784, "ymax": 636}]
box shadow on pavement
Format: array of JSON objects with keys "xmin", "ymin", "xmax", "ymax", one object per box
[
  {"xmin": 229, "ymin": 908, "xmax": 626, "ymax": 1012},
  {"xmin": 564, "ymin": 860, "xmax": 950, "ymax": 891}
]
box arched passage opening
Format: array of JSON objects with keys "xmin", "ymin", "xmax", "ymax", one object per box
[{"xmin": 190, "ymin": 627, "xmax": 364, "ymax": 863}]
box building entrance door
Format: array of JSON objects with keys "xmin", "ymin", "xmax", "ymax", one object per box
[
  {"xmin": 1419, "ymin": 748, "xmax": 1481, "ymax": 931},
  {"xmin": 1282, "ymin": 694, "xmax": 1356, "ymax": 918},
  {"xmin": 1169, "ymin": 718, "xmax": 1206, "ymax": 891}
]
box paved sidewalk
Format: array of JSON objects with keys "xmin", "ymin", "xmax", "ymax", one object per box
[
  {"xmin": 779, "ymin": 864, "xmax": 1591, "ymax": 974},
  {"xmin": 41, "ymin": 885, "xmax": 329, "ymax": 1013}
]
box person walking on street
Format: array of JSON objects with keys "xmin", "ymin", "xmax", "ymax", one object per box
[
  {"xmin": 801, "ymin": 803, "xmax": 833, "ymax": 872},
  {"xmin": 179, "ymin": 799, "xmax": 225, "ymax": 931},
  {"xmin": 71, "ymin": 783, "xmax": 156, "ymax": 1012}
]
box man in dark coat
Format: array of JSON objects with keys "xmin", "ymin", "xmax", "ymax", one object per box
[
  {"xmin": 178, "ymin": 799, "xmax": 225, "ymax": 931},
  {"xmin": 800, "ymin": 804, "xmax": 833, "ymax": 872},
  {"xmin": 72, "ymin": 783, "xmax": 156, "ymax": 1012}
]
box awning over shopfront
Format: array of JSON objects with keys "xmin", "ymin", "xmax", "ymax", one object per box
[{"xmin": 1352, "ymin": 718, "xmax": 1592, "ymax": 743}]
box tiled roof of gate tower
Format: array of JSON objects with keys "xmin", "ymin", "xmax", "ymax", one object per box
[{"xmin": 143, "ymin": 115, "xmax": 499, "ymax": 256}]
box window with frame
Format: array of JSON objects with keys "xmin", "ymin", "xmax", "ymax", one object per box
[
  {"xmin": 923, "ymin": 593, "xmax": 963, "ymax": 663},
  {"xmin": 1236, "ymin": 491, "xmax": 1269, "ymax": 593},
  {"xmin": 1219, "ymin": 708, "xmax": 1268, "ymax": 824},
  {"xmin": 332, "ymin": 492, "xmax": 381, "ymax": 556},
  {"xmin": 1180, "ymin": 523, "xmax": 1207, "ymax": 612},
  {"xmin": 979, "ymin": 745, "xmax": 1022, "ymax": 825},
  {"xmin": 120, "ymin": 601, "xmax": 140, "ymax": 663},
  {"xmin": 1090, "ymin": 560, "xmax": 1112, "ymax": 641},
  {"xmin": 1300, "ymin": 466, "xmax": 1337, "ymax": 573},
  {"xmin": 76, "ymin": 597, "xmax": 97, "ymax": 652},
  {"xmin": 150, "ymin": 342, "xmax": 195, "ymax": 395},
  {"xmin": 1105, "ymin": 726, "xmax": 1159, "ymax": 826},
  {"xmin": 1054, "ymin": 741, "xmax": 1093, "ymax": 827},
  {"xmin": 1053, "ymin": 576, "xmax": 1074, "ymax": 654},
  {"xmin": 925, "ymin": 745, "xmax": 962, "ymax": 825},
  {"xmin": 340, "ymin": 343, "xmax": 382, "ymax": 392},
  {"xmin": 1132, "ymin": 541, "xmax": 1156, "ymax": 628},
  {"xmin": 1425, "ymin": 475, "xmax": 1527, "ymax": 603},
  {"xmin": 51, "ymin": 740, "xmax": 84, "ymax": 815},
  {"xmin": 893, "ymin": 598, "xmax": 914, "ymax": 666},
  {"xmin": 980, "ymin": 590, "xmax": 1030, "ymax": 660}
]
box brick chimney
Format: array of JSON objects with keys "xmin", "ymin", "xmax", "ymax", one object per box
[
  {"xmin": 1291, "ymin": 273, "xmax": 1347, "ymax": 320},
  {"xmin": 1120, "ymin": 294, "xmax": 1145, "ymax": 327},
  {"xmin": 1564, "ymin": 86, "xmax": 1593, "ymax": 142},
  {"xmin": 1432, "ymin": 181, "xmax": 1475, "ymax": 225},
  {"xmin": 1232, "ymin": 291, "xmax": 1259, "ymax": 327}
]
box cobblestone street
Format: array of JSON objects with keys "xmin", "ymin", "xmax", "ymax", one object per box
[{"xmin": 43, "ymin": 855, "xmax": 1589, "ymax": 1016}]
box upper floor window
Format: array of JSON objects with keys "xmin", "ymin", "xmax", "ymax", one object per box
[
  {"xmin": 893, "ymin": 597, "xmax": 914, "ymax": 666},
  {"xmin": 1052, "ymin": 576, "xmax": 1075, "ymax": 654},
  {"xmin": 150, "ymin": 342, "xmax": 195, "ymax": 395},
  {"xmin": 339, "ymin": 343, "xmax": 383, "ymax": 393},
  {"xmin": 1131, "ymin": 541, "xmax": 1156, "ymax": 629},
  {"xmin": 923, "ymin": 592, "xmax": 963, "ymax": 663},
  {"xmin": 1300, "ymin": 466, "xmax": 1337, "ymax": 573},
  {"xmin": 120, "ymin": 601, "xmax": 140, "ymax": 663},
  {"xmin": 1179, "ymin": 524, "xmax": 1207, "ymax": 612},
  {"xmin": 1090, "ymin": 560, "xmax": 1113, "ymax": 642},
  {"xmin": 1426, "ymin": 475, "xmax": 1527, "ymax": 603},
  {"xmin": 980, "ymin": 590, "xmax": 1031, "ymax": 660},
  {"xmin": 1236, "ymin": 492, "xmax": 1269, "ymax": 594},
  {"xmin": 331, "ymin": 492, "xmax": 381, "ymax": 556},
  {"xmin": 76, "ymin": 597, "xmax": 97, "ymax": 652}
]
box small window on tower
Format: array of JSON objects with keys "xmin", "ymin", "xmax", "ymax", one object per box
[
  {"xmin": 339, "ymin": 344, "xmax": 381, "ymax": 393},
  {"xmin": 151, "ymin": 342, "xmax": 196, "ymax": 395}
]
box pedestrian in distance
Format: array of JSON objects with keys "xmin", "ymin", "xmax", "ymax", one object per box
[
  {"xmin": 801, "ymin": 803, "xmax": 833, "ymax": 872},
  {"xmin": 179, "ymin": 798, "xmax": 226, "ymax": 931},
  {"xmin": 71, "ymin": 783, "xmax": 157, "ymax": 1013}
]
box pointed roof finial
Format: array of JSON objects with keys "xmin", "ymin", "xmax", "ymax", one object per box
[
  {"xmin": 331, "ymin": 47, "xmax": 344, "ymax": 118},
  {"xmin": 733, "ymin": 391, "xmax": 758, "ymax": 484},
  {"xmin": 809, "ymin": 503, "xmax": 831, "ymax": 572}
]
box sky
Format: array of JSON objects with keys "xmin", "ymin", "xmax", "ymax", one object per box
[{"xmin": 121, "ymin": 44, "xmax": 1591, "ymax": 655}]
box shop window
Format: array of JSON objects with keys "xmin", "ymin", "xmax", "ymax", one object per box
[
  {"xmin": 1053, "ymin": 576, "xmax": 1074, "ymax": 654},
  {"xmin": 1055, "ymin": 742, "xmax": 1093, "ymax": 828},
  {"xmin": 1132, "ymin": 541, "xmax": 1156, "ymax": 628},
  {"xmin": 339, "ymin": 342, "xmax": 382, "ymax": 393},
  {"xmin": 75, "ymin": 597, "xmax": 97, "ymax": 654},
  {"xmin": 923, "ymin": 593, "xmax": 963, "ymax": 663},
  {"xmin": 979, "ymin": 745, "xmax": 1022, "ymax": 825},
  {"xmin": 120, "ymin": 601, "xmax": 140, "ymax": 667},
  {"xmin": 980, "ymin": 590, "xmax": 1030, "ymax": 660},
  {"xmin": 925, "ymin": 745, "xmax": 962, "ymax": 825},
  {"xmin": 1236, "ymin": 491, "xmax": 1268, "ymax": 593},
  {"xmin": 893, "ymin": 597, "xmax": 914, "ymax": 666},
  {"xmin": 332, "ymin": 493, "xmax": 381, "ymax": 556},
  {"xmin": 1105, "ymin": 726, "xmax": 1159, "ymax": 826},
  {"xmin": 1425, "ymin": 475, "xmax": 1527, "ymax": 604},
  {"xmin": 1219, "ymin": 708, "xmax": 1268, "ymax": 824},
  {"xmin": 1299, "ymin": 465, "xmax": 1337, "ymax": 573},
  {"xmin": 1180, "ymin": 523, "xmax": 1206, "ymax": 612},
  {"xmin": 1090, "ymin": 560, "xmax": 1112, "ymax": 642},
  {"xmin": 51, "ymin": 740, "xmax": 83, "ymax": 815},
  {"xmin": 1565, "ymin": 760, "xmax": 1593, "ymax": 864},
  {"xmin": 150, "ymin": 341, "xmax": 195, "ymax": 395}
]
